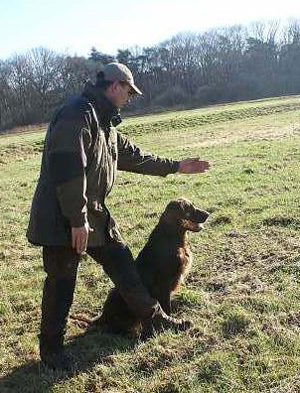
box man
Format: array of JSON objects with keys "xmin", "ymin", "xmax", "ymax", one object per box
[{"xmin": 27, "ymin": 62, "xmax": 210, "ymax": 370}]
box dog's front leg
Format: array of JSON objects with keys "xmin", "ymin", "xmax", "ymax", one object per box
[{"xmin": 152, "ymin": 286, "xmax": 172, "ymax": 315}]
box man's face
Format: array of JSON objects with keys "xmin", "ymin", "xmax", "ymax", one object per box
[{"xmin": 106, "ymin": 81, "xmax": 135, "ymax": 108}]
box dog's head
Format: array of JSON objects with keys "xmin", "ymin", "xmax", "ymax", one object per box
[{"xmin": 162, "ymin": 198, "xmax": 210, "ymax": 232}]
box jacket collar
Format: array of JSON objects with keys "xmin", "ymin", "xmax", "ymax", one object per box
[{"xmin": 82, "ymin": 81, "xmax": 122, "ymax": 127}]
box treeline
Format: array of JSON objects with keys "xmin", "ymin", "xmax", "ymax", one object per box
[{"xmin": 1, "ymin": 20, "xmax": 300, "ymax": 131}]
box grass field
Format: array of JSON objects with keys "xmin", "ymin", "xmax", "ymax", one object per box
[{"xmin": 1, "ymin": 96, "xmax": 300, "ymax": 392}]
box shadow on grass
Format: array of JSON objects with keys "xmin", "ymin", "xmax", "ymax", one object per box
[{"xmin": 0, "ymin": 328, "xmax": 135, "ymax": 393}]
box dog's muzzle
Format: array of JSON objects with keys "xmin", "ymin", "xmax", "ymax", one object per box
[{"xmin": 193, "ymin": 209, "xmax": 210, "ymax": 224}]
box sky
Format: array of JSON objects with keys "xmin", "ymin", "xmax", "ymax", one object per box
[{"xmin": 1, "ymin": 0, "xmax": 300, "ymax": 60}]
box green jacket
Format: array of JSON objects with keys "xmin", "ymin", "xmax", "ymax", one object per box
[{"xmin": 27, "ymin": 82, "xmax": 179, "ymax": 247}]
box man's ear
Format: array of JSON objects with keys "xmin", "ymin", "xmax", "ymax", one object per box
[
  {"xmin": 106, "ymin": 81, "xmax": 118, "ymax": 96},
  {"xmin": 111, "ymin": 81, "xmax": 120, "ymax": 92}
]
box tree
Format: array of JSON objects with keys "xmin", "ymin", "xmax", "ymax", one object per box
[{"xmin": 88, "ymin": 47, "xmax": 115, "ymax": 64}]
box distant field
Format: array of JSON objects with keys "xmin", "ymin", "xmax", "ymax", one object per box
[{"xmin": 1, "ymin": 96, "xmax": 300, "ymax": 392}]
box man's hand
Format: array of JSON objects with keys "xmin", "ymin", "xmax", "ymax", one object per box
[
  {"xmin": 72, "ymin": 223, "xmax": 93, "ymax": 254},
  {"xmin": 178, "ymin": 158, "xmax": 210, "ymax": 174}
]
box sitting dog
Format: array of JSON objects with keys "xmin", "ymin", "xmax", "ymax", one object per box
[{"xmin": 97, "ymin": 198, "xmax": 209, "ymax": 335}]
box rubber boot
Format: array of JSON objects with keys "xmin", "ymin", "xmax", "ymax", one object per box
[
  {"xmin": 39, "ymin": 251, "xmax": 79, "ymax": 370},
  {"xmin": 39, "ymin": 333, "xmax": 76, "ymax": 371},
  {"xmin": 140, "ymin": 305, "xmax": 192, "ymax": 340}
]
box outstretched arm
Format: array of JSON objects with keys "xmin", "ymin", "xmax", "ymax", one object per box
[
  {"xmin": 117, "ymin": 132, "xmax": 179, "ymax": 176},
  {"xmin": 117, "ymin": 133, "xmax": 210, "ymax": 177}
]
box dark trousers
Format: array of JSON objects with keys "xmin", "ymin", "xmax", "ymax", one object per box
[{"xmin": 40, "ymin": 242, "xmax": 158, "ymax": 346}]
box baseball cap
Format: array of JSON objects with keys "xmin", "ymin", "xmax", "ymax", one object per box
[{"xmin": 102, "ymin": 62, "xmax": 142, "ymax": 95}]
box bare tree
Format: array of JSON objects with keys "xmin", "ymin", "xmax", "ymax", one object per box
[{"xmin": 2, "ymin": 19, "xmax": 300, "ymax": 131}]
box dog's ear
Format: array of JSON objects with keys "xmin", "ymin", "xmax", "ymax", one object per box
[
  {"xmin": 177, "ymin": 197, "xmax": 191, "ymax": 206},
  {"xmin": 162, "ymin": 199, "xmax": 186, "ymax": 223}
]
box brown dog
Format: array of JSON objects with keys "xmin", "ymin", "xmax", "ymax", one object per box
[{"xmin": 97, "ymin": 198, "xmax": 209, "ymax": 335}]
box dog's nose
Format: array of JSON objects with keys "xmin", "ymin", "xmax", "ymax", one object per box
[{"xmin": 195, "ymin": 210, "xmax": 210, "ymax": 223}]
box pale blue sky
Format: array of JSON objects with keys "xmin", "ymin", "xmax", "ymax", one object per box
[{"xmin": 1, "ymin": 0, "xmax": 300, "ymax": 59}]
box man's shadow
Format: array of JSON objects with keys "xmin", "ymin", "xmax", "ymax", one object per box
[{"xmin": 0, "ymin": 327, "xmax": 136, "ymax": 393}]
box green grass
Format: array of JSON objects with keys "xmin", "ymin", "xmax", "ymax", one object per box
[{"xmin": 1, "ymin": 96, "xmax": 300, "ymax": 392}]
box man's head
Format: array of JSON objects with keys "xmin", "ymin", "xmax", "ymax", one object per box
[{"xmin": 96, "ymin": 62, "xmax": 142, "ymax": 108}]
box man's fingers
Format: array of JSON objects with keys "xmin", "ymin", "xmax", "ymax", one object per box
[
  {"xmin": 75, "ymin": 233, "xmax": 81, "ymax": 254},
  {"xmin": 178, "ymin": 157, "xmax": 211, "ymax": 174},
  {"xmin": 81, "ymin": 232, "xmax": 88, "ymax": 253},
  {"xmin": 72, "ymin": 230, "xmax": 76, "ymax": 249},
  {"xmin": 187, "ymin": 160, "xmax": 210, "ymax": 173},
  {"xmin": 196, "ymin": 159, "xmax": 210, "ymax": 172},
  {"xmin": 78, "ymin": 232, "xmax": 88, "ymax": 254},
  {"xmin": 83, "ymin": 233, "xmax": 88, "ymax": 251},
  {"xmin": 201, "ymin": 161, "xmax": 210, "ymax": 171},
  {"xmin": 72, "ymin": 226, "xmax": 89, "ymax": 254},
  {"xmin": 77, "ymin": 235, "xmax": 83, "ymax": 254}
]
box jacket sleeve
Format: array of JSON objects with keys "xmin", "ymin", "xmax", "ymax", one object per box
[
  {"xmin": 117, "ymin": 132, "xmax": 179, "ymax": 177},
  {"xmin": 48, "ymin": 109, "xmax": 92, "ymax": 227}
]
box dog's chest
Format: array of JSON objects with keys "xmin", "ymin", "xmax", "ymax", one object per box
[
  {"xmin": 177, "ymin": 246, "xmax": 192, "ymax": 270},
  {"xmin": 173, "ymin": 246, "xmax": 192, "ymax": 289}
]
